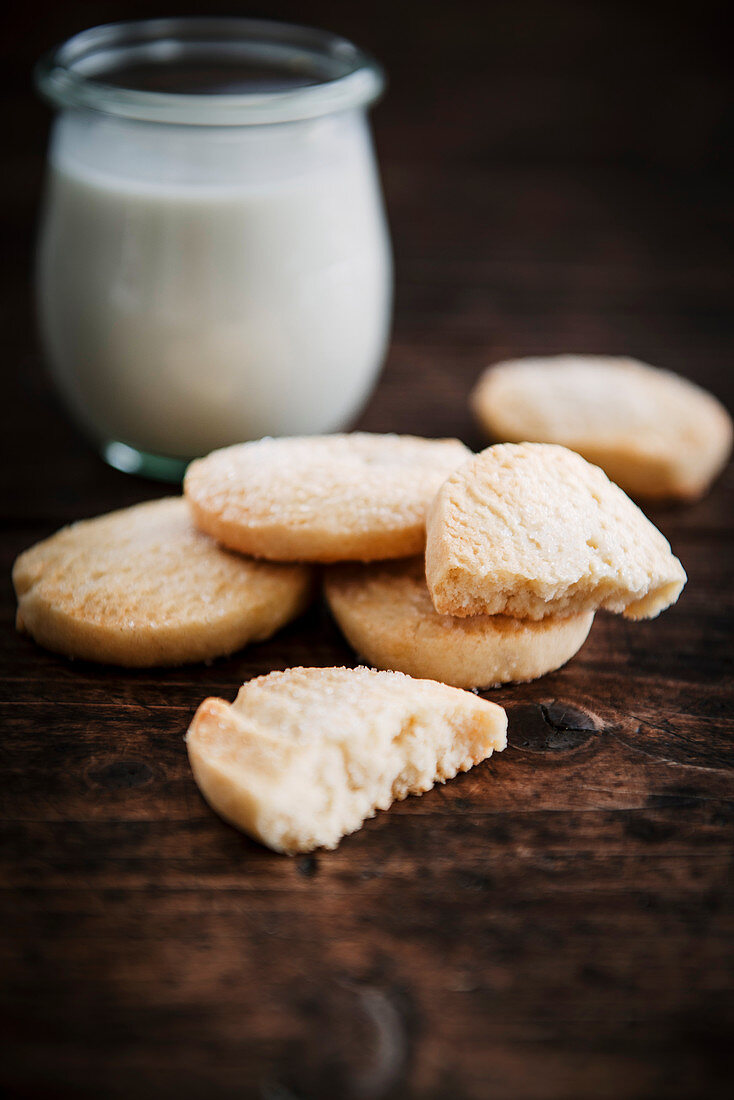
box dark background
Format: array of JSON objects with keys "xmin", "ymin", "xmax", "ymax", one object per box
[{"xmin": 2, "ymin": 3, "xmax": 733, "ymax": 1099}]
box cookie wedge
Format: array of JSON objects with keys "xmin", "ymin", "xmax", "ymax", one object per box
[
  {"xmin": 426, "ymin": 443, "xmax": 686, "ymax": 620},
  {"xmin": 186, "ymin": 666, "xmax": 507, "ymax": 853}
]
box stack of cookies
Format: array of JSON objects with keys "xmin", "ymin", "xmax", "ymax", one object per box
[
  {"xmin": 183, "ymin": 433, "xmax": 685, "ymax": 692},
  {"xmin": 317, "ymin": 441, "xmax": 685, "ymax": 689},
  {"xmin": 179, "ymin": 432, "xmax": 686, "ymax": 853},
  {"xmin": 12, "ymin": 430, "xmax": 688, "ymax": 853}
]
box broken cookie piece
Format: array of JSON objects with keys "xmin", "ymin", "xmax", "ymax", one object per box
[
  {"xmin": 426, "ymin": 443, "xmax": 686, "ymax": 621},
  {"xmin": 186, "ymin": 665, "xmax": 507, "ymax": 853}
]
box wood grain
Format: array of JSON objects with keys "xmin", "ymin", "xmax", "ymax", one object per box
[{"xmin": 1, "ymin": 2, "xmax": 733, "ymax": 1098}]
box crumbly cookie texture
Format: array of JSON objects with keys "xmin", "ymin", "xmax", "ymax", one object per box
[
  {"xmin": 325, "ymin": 557, "xmax": 594, "ymax": 688},
  {"xmin": 425, "ymin": 442, "xmax": 686, "ymax": 621},
  {"xmin": 186, "ymin": 666, "xmax": 507, "ymax": 854},
  {"xmin": 471, "ymin": 354, "xmax": 732, "ymax": 500},
  {"xmin": 12, "ymin": 498, "xmax": 313, "ymax": 666},
  {"xmin": 184, "ymin": 433, "xmax": 471, "ymax": 562}
]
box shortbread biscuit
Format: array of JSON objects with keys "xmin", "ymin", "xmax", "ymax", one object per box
[
  {"xmin": 324, "ymin": 558, "xmax": 594, "ymax": 688},
  {"xmin": 186, "ymin": 666, "xmax": 507, "ymax": 854},
  {"xmin": 471, "ymin": 355, "xmax": 732, "ymax": 500},
  {"xmin": 13, "ymin": 498, "xmax": 312, "ymax": 666},
  {"xmin": 184, "ymin": 433, "xmax": 471, "ymax": 562},
  {"xmin": 426, "ymin": 443, "xmax": 686, "ymax": 620}
]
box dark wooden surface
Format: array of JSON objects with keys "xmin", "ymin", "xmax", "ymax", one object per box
[{"xmin": 2, "ymin": 3, "xmax": 733, "ymax": 1098}]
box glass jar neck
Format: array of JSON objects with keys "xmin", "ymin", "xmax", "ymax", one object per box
[{"xmin": 35, "ymin": 17, "xmax": 385, "ymax": 127}]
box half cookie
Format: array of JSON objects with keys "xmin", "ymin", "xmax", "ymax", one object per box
[
  {"xmin": 186, "ymin": 666, "xmax": 507, "ymax": 853},
  {"xmin": 325, "ymin": 558, "xmax": 594, "ymax": 688},
  {"xmin": 184, "ymin": 433, "xmax": 471, "ymax": 562},
  {"xmin": 13, "ymin": 498, "xmax": 313, "ymax": 666},
  {"xmin": 471, "ymin": 355, "xmax": 733, "ymax": 500},
  {"xmin": 426, "ymin": 443, "xmax": 686, "ymax": 621}
]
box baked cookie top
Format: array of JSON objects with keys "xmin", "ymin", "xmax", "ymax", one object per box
[
  {"xmin": 13, "ymin": 497, "xmax": 312, "ymax": 666},
  {"xmin": 471, "ymin": 354, "xmax": 732, "ymax": 499},
  {"xmin": 186, "ymin": 665, "xmax": 507, "ymax": 854},
  {"xmin": 425, "ymin": 442, "xmax": 687, "ymax": 620},
  {"xmin": 324, "ymin": 557, "xmax": 594, "ymax": 688},
  {"xmin": 184, "ymin": 433, "xmax": 471, "ymax": 562}
]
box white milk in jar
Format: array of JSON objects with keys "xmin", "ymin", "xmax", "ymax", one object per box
[{"xmin": 35, "ymin": 19, "xmax": 392, "ymax": 478}]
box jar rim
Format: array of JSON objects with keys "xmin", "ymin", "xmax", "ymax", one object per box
[{"xmin": 34, "ymin": 17, "xmax": 385, "ymax": 126}]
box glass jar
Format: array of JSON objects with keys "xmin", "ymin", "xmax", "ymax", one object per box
[{"xmin": 35, "ymin": 18, "xmax": 392, "ymax": 480}]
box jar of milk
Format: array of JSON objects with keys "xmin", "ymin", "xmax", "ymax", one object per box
[{"xmin": 35, "ymin": 19, "xmax": 393, "ymax": 480}]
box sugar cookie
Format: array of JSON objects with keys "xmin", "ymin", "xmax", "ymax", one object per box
[
  {"xmin": 13, "ymin": 498, "xmax": 313, "ymax": 666},
  {"xmin": 184, "ymin": 433, "xmax": 471, "ymax": 562},
  {"xmin": 324, "ymin": 557, "xmax": 594, "ymax": 688},
  {"xmin": 471, "ymin": 355, "xmax": 732, "ymax": 500},
  {"xmin": 186, "ymin": 666, "xmax": 507, "ymax": 853},
  {"xmin": 426, "ymin": 443, "xmax": 686, "ymax": 620}
]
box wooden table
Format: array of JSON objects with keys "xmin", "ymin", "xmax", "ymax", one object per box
[{"xmin": 2, "ymin": 6, "xmax": 733, "ymax": 1098}]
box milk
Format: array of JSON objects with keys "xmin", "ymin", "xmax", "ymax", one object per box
[{"xmin": 37, "ymin": 109, "xmax": 392, "ymax": 459}]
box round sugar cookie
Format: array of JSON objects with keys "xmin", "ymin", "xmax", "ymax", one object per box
[
  {"xmin": 471, "ymin": 354, "xmax": 732, "ymax": 500},
  {"xmin": 13, "ymin": 498, "xmax": 313, "ymax": 666},
  {"xmin": 184, "ymin": 433, "xmax": 471, "ymax": 562},
  {"xmin": 426, "ymin": 442, "xmax": 686, "ymax": 621},
  {"xmin": 324, "ymin": 557, "xmax": 594, "ymax": 689}
]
